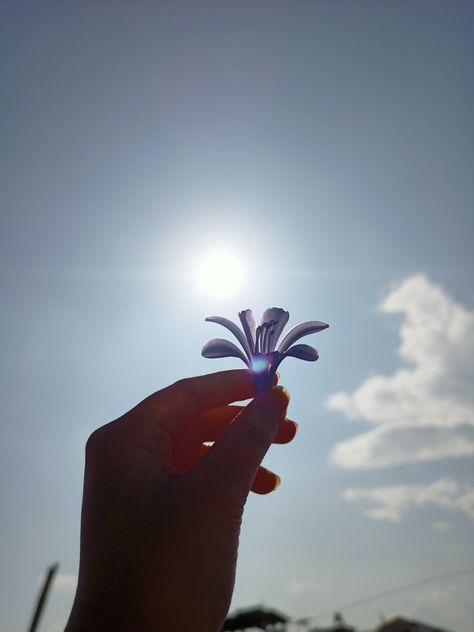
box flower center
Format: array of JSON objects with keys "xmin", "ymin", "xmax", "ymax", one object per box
[{"xmin": 255, "ymin": 320, "xmax": 278, "ymax": 353}]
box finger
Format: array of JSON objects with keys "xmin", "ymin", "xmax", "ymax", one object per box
[
  {"xmin": 274, "ymin": 419, "xmax": 298, "ymax": 444},
  {"xmin": 197, "ymin": 406, "xmax": 298, "ymax": 444},
  {"xmin": 190, "ymin": 386, "xmax": 290, "ymax": 494},
  {"xmin": 175, "ymin": 398, "xmax": 293, "ymax": 474},
  {"xmin": 189, "ymin": 445, "xmax": 281, "ymax": 494},
  {"xmin": 251, "ymin": 466, "xmax": 281, "ymax": 495},
  {"xmin": 136, "ymin": 370, "xmax": 278, "ymax": 435}
]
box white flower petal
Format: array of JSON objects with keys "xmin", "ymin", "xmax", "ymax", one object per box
[
  {"xmin": 201, "ymin": 338, "xmax": 250, "ymax": 366},
  {"xmin": 284, "ymin": 344, "xmax": 319, "ymax": 361},
  {"xmin": 205, "ymin": 316, "xmax": 251, "ymax": 359},
  {"xmin": 277, "ymin": 321, "xmax": 329, "ymax": 353},
  {"xmin": 239, "ymin": 309, "xmax": 256, "ymax": 353}
]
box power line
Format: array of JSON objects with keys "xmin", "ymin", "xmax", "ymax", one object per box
[{"xmin": 295, "ymin": 566, "xmax": 474, "ymax": 625}]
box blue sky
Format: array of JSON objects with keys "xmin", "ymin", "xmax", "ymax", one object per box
[{"xmin": 1, "ymin": 2, "xmax": 473, "ymax": 631}]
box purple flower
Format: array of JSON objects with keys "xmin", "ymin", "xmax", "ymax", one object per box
[{"xmin": 202, "ymin": 307, "xmax": 329, "ymax": 391}]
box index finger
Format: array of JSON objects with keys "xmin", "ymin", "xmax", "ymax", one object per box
[{"xmin": 138, "ymin": 370, "xmax": 263, "ymax": 431}]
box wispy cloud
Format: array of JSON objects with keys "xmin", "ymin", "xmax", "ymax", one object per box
[
  {"xmin": 327, "ymin": 275, "xmax": 474, "ymax": 469},
  {"xmin": 288, "ymin": 578, "xmax": 319, "ymax": 595},
  {"xmin": 54, "ymin": 573, "xmax": 77, "ymax": 593},
  {"xmin": 343, "ymin": 477, "xmax": 474, "ymax": 523},
  {"xmin": 432, "ymin": 520, "xmax": 452, "ymax": 532},
  {"xmin": 413, "ymin": 581, "xmax": 474, "ymax": 631}
]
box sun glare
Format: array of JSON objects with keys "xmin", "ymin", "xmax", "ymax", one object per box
[{"xmin": 195, "ymin": 249, "xmax": 245, "ymax": 298}]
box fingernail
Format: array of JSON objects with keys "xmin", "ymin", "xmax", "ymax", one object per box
[{"xmin": 273, "ymin": 474, "xmax": 281, "ymax": 491}]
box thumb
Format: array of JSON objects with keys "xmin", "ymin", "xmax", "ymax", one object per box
[{"xmin": 191, "ymin": 386, "xmax": 290, "ymax": 494}]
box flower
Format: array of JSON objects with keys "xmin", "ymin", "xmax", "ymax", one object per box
[{"xmin": 202, "ymin": 307, "xmax": 329, "ymax": 391}]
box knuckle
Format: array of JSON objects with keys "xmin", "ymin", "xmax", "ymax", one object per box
[
  {"xmin": 208, "ymin": 483, "xmax": 249, "ymax": 523},
  {"xmin": 85, "ymin": 428, "xmax": 101, "ymax": 454},
  {"xmin": 242, "ymin": 416, "xmax": 272, "ymax": 452},
  {"xmin": 173, "ymin": 377, "xmax": 188, "ymax": 387},
  {"xmin": 85, "ymin": 423, "xmax": 113, "ymax": 458},
  {"xmin": 170, "ymin": 377, "xmax": 198, "ymax": 413},
  {"xmin": 172, "ymin": 377, "xmax": 194, "ymax": 397},
  {"xmin": 226, "ymin": 482, "xmax": 250, "ymax": 509}
]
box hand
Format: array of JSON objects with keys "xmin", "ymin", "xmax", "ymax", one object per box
[{"xmin": 65, "ymin": 370, "xmax": 294, "ymax": 632}]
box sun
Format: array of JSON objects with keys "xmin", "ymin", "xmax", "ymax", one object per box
[{"xmin": 195, "ymin": 248, "xmax": 246, "ymax": 298}]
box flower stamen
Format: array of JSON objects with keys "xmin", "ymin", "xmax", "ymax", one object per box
[{"xmin": 255, "ymin": 326, "xmax": 262, "ymax": 354}]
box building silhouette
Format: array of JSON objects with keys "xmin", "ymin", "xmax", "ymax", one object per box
[
  {"xmin": 222, "ymin": 605, "xmax": 289, "ymax": 631},
  {"xmin": 222, "ymin": 606, "xmax": 453, "ymax": 632}
]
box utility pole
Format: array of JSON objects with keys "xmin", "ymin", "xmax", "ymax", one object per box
[{"xmin": 27, "ymin": 562, "xmax": 59, "ymax": 632}]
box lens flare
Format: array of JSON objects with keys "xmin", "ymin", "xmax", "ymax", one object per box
[{"xmin": 251, "ymin": 356, "xmax": 270, "ymax": 373}]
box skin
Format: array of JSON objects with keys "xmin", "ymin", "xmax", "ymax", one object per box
[{"xmin": 65, "ymin": 369, "xmax": 295, "ymax": 632}]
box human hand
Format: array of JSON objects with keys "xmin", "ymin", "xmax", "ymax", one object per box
[{"xmin": 65, "ymin": 370, "xmax": 294, "ymax": 632}]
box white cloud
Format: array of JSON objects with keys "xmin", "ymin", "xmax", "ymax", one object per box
[
  {"xmin": 327, "ymin": 275, "xmax": 474, "ymax": 469},
  {"xmin": 288, "ymin": 578, "xmax": 318, "ymax": 595},
  {"xmin": 343, "ymin": 477, "xmax": 474, "ymax": 523},
  {"xmin": 54, "ymin": 573, "xmax": 77, "ymax": 593},
  {"xmin": 331, "ymin": 424, "xmax": 474, "ymax": 470},
  {"xmin": 432, "ymin": 520, "xmax": 452, "ymax": 532}
]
